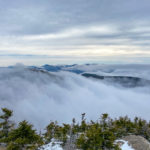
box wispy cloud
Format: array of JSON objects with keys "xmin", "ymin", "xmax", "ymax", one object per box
[{"xmin": 0, "ymin": 0, "xmax": 150, "ymax": 64}]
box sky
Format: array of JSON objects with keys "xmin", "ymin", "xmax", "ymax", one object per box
[{"xmin": 0, "ymin": 0, "xmax": 150, "ymax": 66}]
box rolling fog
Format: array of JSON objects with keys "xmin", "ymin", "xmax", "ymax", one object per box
[{"xmin": 0, "ymin": 65, "xmax": 150, "ymax": 129}]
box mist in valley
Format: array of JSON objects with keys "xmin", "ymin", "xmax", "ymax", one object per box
[{"xmin": 0, "ymin": 64, "xmax": 150, "ymax": 130}]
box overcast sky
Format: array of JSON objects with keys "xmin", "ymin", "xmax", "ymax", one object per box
[{"xmin": 0, "ymin": 0, "xmax": 150, "ymax": 66}]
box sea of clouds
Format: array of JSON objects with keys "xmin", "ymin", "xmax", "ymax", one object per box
[{"xmin": 0, "ymin": 64, "xmax": 150, "ymax": 130}]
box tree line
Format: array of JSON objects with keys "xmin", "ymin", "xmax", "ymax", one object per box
[{"xmin": 1, "ymin": 108, "xmax": 150, "ymax": 150}]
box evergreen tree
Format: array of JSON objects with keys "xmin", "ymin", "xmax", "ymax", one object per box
[
  {"xmin": 2, "ymin": 107, "xmax": 150, "ymax": 150},
  {"xmin": 6, "ymin": 120, "xmax": 43, "ymax": 150},
  {"xmin": 0, "ymin": 108, "xmax": 14, "ymax": 142},
  {"xmin": 44, "ymin": 121, "xmax": 57, "ymax": 143}
]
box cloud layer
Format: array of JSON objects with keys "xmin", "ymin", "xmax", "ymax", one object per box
[
  {"xmin": 0, "ymin": 66, "xmax": 150, "ymax": 129},
  {"xmin": 0, "ymin": 0, "xmax": 150, "ymax": 65}
]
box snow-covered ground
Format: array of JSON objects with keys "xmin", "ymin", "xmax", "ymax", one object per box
[
  {"xmin": 39, "ymin": 140, "xmax": 63, "ymax": 150},
  {"xmin": 116, "ymin": 140, "xmax": 135, "ymax": 150},
  {"xmin": 40, "ymin": 143, "xmax": 62, "ymax": 150},
  {"xmin": 40, "ymin": 139, "xmax": 135, "ymax": 150}
]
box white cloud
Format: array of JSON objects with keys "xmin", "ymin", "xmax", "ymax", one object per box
[
  {"xmin": 22, "ymin": 25, "xmax": 117, "ymax": 40},
  {"xmin": 0, "ymin": 66, "xmax": 150, "ymax": 129}
]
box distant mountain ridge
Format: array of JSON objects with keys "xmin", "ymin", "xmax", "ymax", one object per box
[
  {"xmin": 29, "ymin": 65, "xmax": 150, "ymax": 88},
  {"xmin": 82, "ymin": 73, "xmax": 150, "ymax": 87},
  {"xmin": 4, "ymin": 64, "xmax": 150, "ymax": 88}
]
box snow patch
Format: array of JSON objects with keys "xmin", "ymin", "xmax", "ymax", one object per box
[
  {"xmin": 39, "ymin": 140, "xmax": 63, "ymax": 150},
  {"xmin": 116, "ymin": 140, "xmax": 135, "ymax": 150}
]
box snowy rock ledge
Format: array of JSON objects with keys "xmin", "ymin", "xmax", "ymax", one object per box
[
  {"xmin": 116, "ymin": 139, "xmax": 135, "ymax": 150},
  {"xmin": 116, "ymin": 135, "xmax": 150, "ymax": 150},
  {"xmin": 39, "ymin": 143, "xmax": 63, "ymax": 150},
  {"xmin": 40, "ymin": 135, "xmax": 150, "ymax": 150},
  {"xmin": 39, "ymin": 139, "xmax": 63, "ymax": 150}
]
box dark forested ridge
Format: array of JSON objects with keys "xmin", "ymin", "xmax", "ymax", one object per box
[
  {"xmin": 1, "ymin": 108, "xmax": 150, "ymax": 149},
  {"xmin": 82, "ymin": 73, "xmax": 150, "ymax": 87}
]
